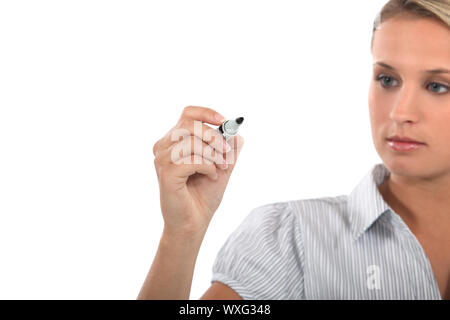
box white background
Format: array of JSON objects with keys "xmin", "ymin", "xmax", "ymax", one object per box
[{"xmin": 0, "ymin": 0, "xmax": 386, "ymax": 299}]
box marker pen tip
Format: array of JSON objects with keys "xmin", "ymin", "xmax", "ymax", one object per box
[{"xmin": 236, "ymin": 117, "xmax": 244, "ymax": 124}]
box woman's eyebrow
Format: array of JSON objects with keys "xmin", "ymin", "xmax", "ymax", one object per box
[{"xmin": 373, "ymin": 61, "xmax": 450, "ymax": 74}]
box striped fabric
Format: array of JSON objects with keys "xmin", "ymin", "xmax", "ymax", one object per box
[{"xmin": 211, "ymin": 163, "xmax": 443, "ymax": 300}]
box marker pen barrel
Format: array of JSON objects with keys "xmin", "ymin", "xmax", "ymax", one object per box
[{"xmin": 217, "ymin": 117, "xmax": 244, "ymax": 141}]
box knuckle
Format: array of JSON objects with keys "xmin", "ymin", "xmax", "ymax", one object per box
[
  {"xmin": 191, "ymin": 135, "xmax": 204, "ymax": 152},
  {"xmin": 215, "ymin": 156, "xmax": 225, "ymax": 165},
  {"xmin": 192, "ymin": 154, "xmax": 202, "ymax": 164},
  {"xmin": 170, "ymin": 128, "xmax": 187, "ymax": 145},
  {"xmin": 179, "ymin": 135, "xmax": 193, "ymax": 150},
  {"xmin": 152, "ymin": 140, "xmax": 160, "ymax": 155},
  {"xmin": 182, "ymin": 106, "xmax": 193, "ymax": 116},
  {"xmin": 200, "ymin": 142, "xmax": 213, "ymax": 157},
  {"xmin": 177, "ymin": 118, "xmax": 191, "ymax": 130}
]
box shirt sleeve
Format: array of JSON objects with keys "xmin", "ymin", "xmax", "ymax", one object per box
[{"xmin": 211, "ymin": 201, "xmax": 305, "ymax": 300}]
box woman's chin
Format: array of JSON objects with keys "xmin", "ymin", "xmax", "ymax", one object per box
[{"xmin": 381, "ymin": 155, "xmax": 425, "ymax": 177}]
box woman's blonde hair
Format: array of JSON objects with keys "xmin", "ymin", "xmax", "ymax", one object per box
[{"xmin": 371, "ymin": 0, "xmax": 450, "ymax": 49}]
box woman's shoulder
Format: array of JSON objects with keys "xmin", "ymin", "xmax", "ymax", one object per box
[
  {"xmin": 289, "ymin": 194, "xmax": 349, "ymax": 220},
  {"xmin": 239, "ymin": 196, "xmax": 355, "ymax": 252},
  {"xmin": 246, "ymin": 195, "xmax": 349, "ymax": 228},
  {"xmin": 233, "ymin": 195, "xmax": 350, "ymax": 245}
]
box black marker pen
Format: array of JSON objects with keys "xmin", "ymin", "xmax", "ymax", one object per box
[{"xmin": 217, "ymin": 117, "xmax": 244, "ymax": 141}]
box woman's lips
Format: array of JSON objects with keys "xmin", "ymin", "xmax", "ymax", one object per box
[{"xmin": 386, "ymin": 139, "xmax": 426, "ymax": 152}]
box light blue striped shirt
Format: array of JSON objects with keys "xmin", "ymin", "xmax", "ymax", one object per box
[{"xmin": 211, "ymin": 163, "xmax": 443, "ymax": 299}]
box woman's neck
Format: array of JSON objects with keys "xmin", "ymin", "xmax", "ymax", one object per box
[{"xmin": 378, "ymin": 174, "xmax": 450, "ymax": 235}]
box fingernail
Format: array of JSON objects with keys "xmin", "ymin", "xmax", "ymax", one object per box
[
  {"xmin": 224, "ymin": 142, "xmax": 231, "ymax": 152},
  {"xmin": 215, "ymin": 113, "xmax": 226, "ymax": 122}
]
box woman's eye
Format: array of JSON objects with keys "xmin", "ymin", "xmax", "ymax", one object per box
[
  {"xmin": 427, "ymin": 82, "xmax": 449, "ymax": 94},
  {"xmin": 376, "ymin": 75, "xmax": 398, "ymax": 88}
]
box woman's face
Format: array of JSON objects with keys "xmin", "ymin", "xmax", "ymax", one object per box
[{"xmin": 369, "ymin": 14, "xmax": 450, "ymax": 180}]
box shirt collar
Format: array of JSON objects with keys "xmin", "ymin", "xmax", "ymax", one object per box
[{"xmin": 347, "ymin": 163, "xmax": 392, "ymax": 242}]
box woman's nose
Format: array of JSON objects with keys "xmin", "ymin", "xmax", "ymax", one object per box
[{"xmin": 389, "ymin": 86, "xmax": 420, "ymax": 123}]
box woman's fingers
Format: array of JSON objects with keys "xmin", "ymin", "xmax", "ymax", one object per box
[
  {"xmin": 154, "ymin": 108, "xmax": 230, "ymax": 157},
  {"xmin": 172, "ymin": 135, "xmax": 228, "ymax": 167},
  {"xmin": 173, "ymin": 119, "xmax": 230, "ymax": 154},
  {"xmin": 169, "ymin": 154, "xmax": 219, "ymax": 182},
  {"xmin": 179, "ymin": 105, "xmax": 226, "ymax": 126},
  {"xmin": 161, "ymin": 135, "xmax": 228, "ymax": 169}
]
